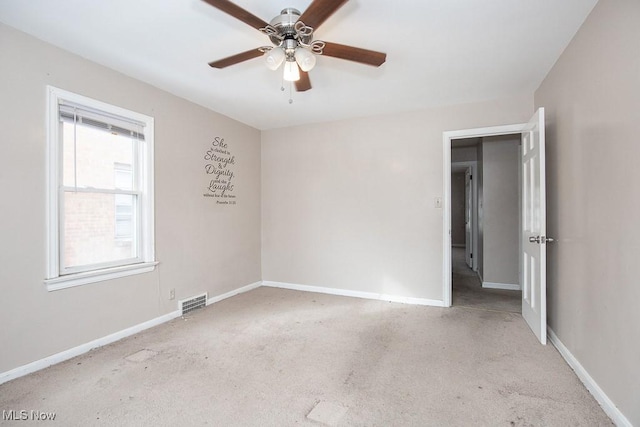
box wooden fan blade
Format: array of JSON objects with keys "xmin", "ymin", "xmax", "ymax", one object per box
[
  {"xmin": 295, "ymin": 71, "xmax": 312, "ymax": 92},
  {"xmin": 298, "ymin": 0, "xmax": 349, "ymax": 31},
  {"xmin": 208, "ymin": 48, "xmax": 263, "ymax": 68},
  {"xmin": 201, "ymin": 0, "xmax": 268, "ymax": 30},
  {"xmin": 321, "ymin": 42, "xmax": 386, "ymax": 67}
]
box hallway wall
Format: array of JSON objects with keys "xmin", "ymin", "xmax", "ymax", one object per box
[
  {"xmin": 480, "ymin": 136, "xmax": 520, "ymax": 286},
  {"xmin": 451, "ymin": 172, "xmax": 466, "ymax": 247}
]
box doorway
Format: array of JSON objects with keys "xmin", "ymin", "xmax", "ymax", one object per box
[
  {"xmin": 442, "ymin": 110, "xmax": 548, "ymax": 344},
  {"xmin": 442, "ymin": 123, "xmax": 525, "ymax": 309},
  {"xmin": 450, "ymin": 136, "xmax": 521, "ymax": 313}
]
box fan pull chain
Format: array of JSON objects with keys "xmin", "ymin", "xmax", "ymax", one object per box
[{"xmin": 279, "ymin": 76, "xmax": 293, "ymax": 104}]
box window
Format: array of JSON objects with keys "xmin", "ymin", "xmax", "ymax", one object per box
[
  {"xmin": 114, "ymin": 163, "xmax": 134, "ymax": 240},
  {"xmin": 46, "ymin": 86, "xmax": 156, "ymax": 290}
]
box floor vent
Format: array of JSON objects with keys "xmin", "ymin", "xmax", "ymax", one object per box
[{"xmin": 180, "ymin": 293, "xmax": 208, "ymax": 315}]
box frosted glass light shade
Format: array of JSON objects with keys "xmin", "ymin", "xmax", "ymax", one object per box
[
  {"xmin": 294, "ymin": 48, "xmax": 316, "ymax": 72},
  {"xmin": 283, "ymin": 61, "xmax": 300, "ymax": 82},
  {"xmin": 264, "ymin": 48, "xmax": 285, "ymax": 71}
]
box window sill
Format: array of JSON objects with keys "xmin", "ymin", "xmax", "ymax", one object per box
[{"xmin": 45, "ymin": 261, "xmax": 159, "ymax": 292}]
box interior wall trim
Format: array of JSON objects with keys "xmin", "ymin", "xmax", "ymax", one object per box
[
  {"xmin": 0, "ymin": 280, "xmax": 263, "ymax": 386},
  {"xmin": 443, "ymin": 123, "xmax": 527, "ymax": 307},
  {"xmin": 3, "ymin": 281, "xmax": 626, "ymax": 427},
  {"xmin": 206, "ymin": 281, "xmax": 262, "ymax": 305},
  {"xmin": 0, "ymin": 310, "xmax": 180, "ymax": 386},
  {"xmin": 262, "ymin": 281, "xmax": 444, "ymax": 307},
  {"xmin": 482, "ymin": 281, "xmax": 521, "ymax": 291},
  {"xmin": 548, "ymin": 328, "xmax": 632, "ymax": 427}
]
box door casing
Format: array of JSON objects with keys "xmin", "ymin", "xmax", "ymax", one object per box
[{"xmin": 442, "ymin": 123, "xmax": 526, "ymax": 308}]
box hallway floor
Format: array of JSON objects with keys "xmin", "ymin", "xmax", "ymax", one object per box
[{"xmin": 452, "ymin": 246, "xmax": 521, "ymax": 313}]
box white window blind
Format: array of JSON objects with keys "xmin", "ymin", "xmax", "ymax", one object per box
[{"xmin": 58, "ymin": 102, "xmax": 146, "ymax": 140}]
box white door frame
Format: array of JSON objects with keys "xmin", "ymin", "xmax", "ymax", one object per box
[
  {"xmin": 442, "ymin": 123, "xmax": 526, "ymax": 307},
  {"xmin": 451, "ymin": 160, "xmax": 478, "ymax": 271}
]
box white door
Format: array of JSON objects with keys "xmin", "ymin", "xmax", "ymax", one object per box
[
  {"xmin": 521, "ymin": 108, "xmax": 548, "ymax": 345},
  {"xmin": 465, "ymin": 168, "xmax": 473, "ymax": 268}
]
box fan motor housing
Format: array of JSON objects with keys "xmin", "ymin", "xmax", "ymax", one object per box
[{"xmin": 268, "ymin": 8, "xmax": 312, "ymax": 46}]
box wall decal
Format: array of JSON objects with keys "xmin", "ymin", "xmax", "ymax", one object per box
[{"xmin": 203, "ymin": 137, "xmax": 236, "ymax": 204}]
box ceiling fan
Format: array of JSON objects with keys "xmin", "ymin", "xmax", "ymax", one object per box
[{"xmin": 203, "ymin": 0, "xmax": 387, "ymax": 94}]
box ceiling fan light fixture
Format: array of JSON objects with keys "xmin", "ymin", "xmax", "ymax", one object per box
[
  {"xmin": 264, "ymin": 48, "xmax": 285, "ymax": 70},
  {"xmin": 204, "ymin": 0, "xmax": 387, "ymax": 98},
  {"xmin": 294, "ymin": 47, "xmax": 317, "ymax": 72},
  {"xmin": 283, "ymin": 60, "xmax": 300, "ymax": 82}
]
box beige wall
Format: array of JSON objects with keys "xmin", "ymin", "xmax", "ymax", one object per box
[
  {"xmin": 262, "ymin": 95, "xmax": 533, "ymax": 300},
  {"xmin": 451, "ymin": 146, "xmax": 478, "ymax": 163},
  {"xmin": 2, "ymin": 4, "xmax": 634, "ymax": 422},
  {"xmin": 0, "ymin": 23, "xmax": 261, "ymax": 373},
  {"xmin": 535, "ymin": 0, "xmax": 640, "ymax": 424},
  {"xmin": 481, "ymin": 136, "xmax": 520, "ymax": 285}
]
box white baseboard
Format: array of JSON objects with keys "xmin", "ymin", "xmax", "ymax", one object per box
[
  {"xmin": 0, "ymin": 281, "xmax": 262, "ymax": 386},
  {"xmin": 262, "ymin": 281, "xmax": 444, "ymax": 307},
  {"xmin": 6, "ymin": 281, "xmax": 629, "ymax": 427},
  {"xmin": 482, "ymin": 281, "xmax": 521, "ymax": 291},
  {"xmin": 0, "ymin": 310, "xmax": 181, "ymax": 386},
  {"xmin": 206, "ymin": 281, "xmax": 262, "ymax": 305},
  {"xmin": 548, "ymin": 328, "xmax": 632, "ymax": 427}
]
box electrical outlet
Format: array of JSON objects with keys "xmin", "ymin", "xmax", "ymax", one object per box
[{"xmin": 169, "ymin": 288, "xmax": 175, "ymax": 300}]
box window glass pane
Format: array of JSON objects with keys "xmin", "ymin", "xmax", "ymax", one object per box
[
  {"xmin": 62, "ymin": 191, "xmax": 137, "ymax": 270},
  {"xmin": 62, "ymin": 122, "xmax": 136, "ymax": 190},
  {"xmin": 114, "ymin": 193, "xmax": 134, "ymax": 239},
  {"xmin": 114, "ymin": 164, "xmax": 133, "ymax": 191}
]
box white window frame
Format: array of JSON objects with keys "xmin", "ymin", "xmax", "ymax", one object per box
[{"xmin": 45, "ymin": 86, "xmax": 156, "ymax": 291}]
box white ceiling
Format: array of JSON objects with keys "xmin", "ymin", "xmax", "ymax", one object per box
[{"xmin": 0, "ymin": 0, "xmax": 597, "ymax": 130}]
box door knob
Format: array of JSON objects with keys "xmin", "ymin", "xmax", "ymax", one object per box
[{"xmin": 529, "ymin": 236, "xmax": 555, "ymax": 244}]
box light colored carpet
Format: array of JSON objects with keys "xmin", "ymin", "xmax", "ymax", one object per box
[
  {"xmin": 0, "ymin": 287, "xmax": 611, "ymax": 426},
  {"xmin": 452, "ymin": 247, "xmax": 522, "ymax": 313}
]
